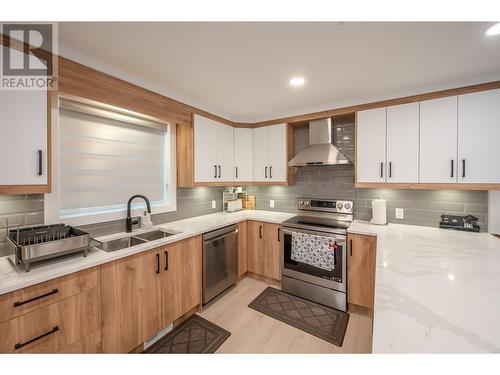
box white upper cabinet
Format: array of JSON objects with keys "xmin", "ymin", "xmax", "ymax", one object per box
[
  {"xmin": 234, "ymin": 128, "xmax": 253, "ymax": 181},
  {"xmin": 0, "ymin": 89, "xmax": 48, "ymax": 186},
  {"xmin": 386, "ymin": 102, "xmax": 419, "ymax": 183},
  {"xmin": 253, "ymin": 124, "xmax": 287, "ymax": 182},
  {"xmin": 458, "ymin": 89, "xmax": 500, "ymax": 183},
  {"xmin": 194, "ymin": 115, "xmax": 218, "ymax": 182},
  {"xmin": 216, "ymin": 123, "xmax": 235, "ymax": 181},
  {"xmin": 356, "ymin": 108, "xmax": 387, "ymax": 183},
  {"xmin": 420, "ymin": 96, "xmax": 458, "ymax": 183}
]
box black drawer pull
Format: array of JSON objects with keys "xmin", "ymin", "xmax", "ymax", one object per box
[
  {"xmin": 15, "ymin": 326, "xmax": 59, "ymax": 350},
  {"xmin": 156, "ymin": 253, "xmax": 160, "ymax": 274},
  {"xmin": 259, "ymin": 225, "xmax": 262, "ymax": 239},
  {"xmin": 164, "ymin": 251, "xmax": 169, "ymax": 271},
  {"xmin": 13, "ymin": 288, "xmax": 58, "ymax": 307},
  {"xmin": 350, "ymin": 239, "xmax": 353, "ymax": 256},
  {"xmin": 37, "ymin": 150, "xmax": 43, "ymax": 176}
]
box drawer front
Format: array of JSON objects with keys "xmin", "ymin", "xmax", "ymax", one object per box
[
  {"xmin": 0, "ymin": 287, "xmax": 101, "ymax": 353},
  {"xmin": 59, "ymin": 330, "xmax": 102, "ymax": 353},
  {"xmin": 0, "ymin": 267, "xmax": 100, "ymax": 324}
]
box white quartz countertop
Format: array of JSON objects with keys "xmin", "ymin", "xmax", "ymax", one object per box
[
  {"xmin": 348, "ymin": 220, "xmax": 500, "ymax": 353},
  {"xmin": 0, "ymin": 210, "xmax": 296, "ymax": 295}
]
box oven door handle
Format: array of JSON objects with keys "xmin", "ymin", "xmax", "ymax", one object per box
[{"xmin": 281, "ymin": 227, "xmax": 346, "ymax": 242}]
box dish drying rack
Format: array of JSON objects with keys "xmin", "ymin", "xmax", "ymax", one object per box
[{"xmin": 223, "ymin": 189, "xmax": 247, "ymax": 213}]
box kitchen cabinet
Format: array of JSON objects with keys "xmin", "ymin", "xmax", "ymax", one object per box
[
  {"xmin": 253, "ymin": 124, "xmax": 287, "ymax": 182},
  {"xmin": 234, "ymin": 128, "xmax": 254, "ymax": 181},
  {"xmin": 0, "ymin": 47, "xmax": 49, "ymax": 194},
  {"xmin": 386, "ymin": 102, "xmax": 419, "ymax": 183},
  {"xmin": 347, "ymin": 234, "xmax": 376, "ymax": 309},
  {"xmin": 161, "ymin": 236, "xmax": 202, "ymax": 326},
  {"xmin": 356, "ymin": 108, "xmax": 387, "ymax": 183},
  {"xmin": 101, "ymin": 248, "xmax": 163, "ymax": 353},
  {"xmin": 458, "ymin": 89, "xmax": 500, "ymax": 183},
  {"xmin": 237, "ymin": 221, "xmax": 248, "ymax": 277},
  {"xmin": 247, "ymin": 221, "xmax": 281, "ymax": 280},
  {"xmin": 420, "ymin": 96, "xmax": 458, "ymax": 183},
  {"xmin": 194, "ymin": 114, "xmax": 234, "ymax": 182}
]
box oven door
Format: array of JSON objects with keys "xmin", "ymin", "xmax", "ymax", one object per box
[{"xmin": 281, "ymin": 226, "xmax": 346, "ymax": 292}]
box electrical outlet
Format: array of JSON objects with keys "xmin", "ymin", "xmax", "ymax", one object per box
[
  {"xmin": 395, "ymin": 208, "xmax": 404, "ymax": 219},
  {"xmin": 270, "ymin": 200, "xmax": 275, "ymax": 208},
  {"xmin": 211, "ymin": 200, "xmax": 216, "ymax": 209}
]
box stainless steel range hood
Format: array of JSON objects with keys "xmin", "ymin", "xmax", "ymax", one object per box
[{"xmin": 288, "ymin": 118, "xmax": 351, "ymax": 166}]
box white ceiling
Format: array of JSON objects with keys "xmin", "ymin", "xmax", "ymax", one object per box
[{"xmin": 58, "ymin": 22, "xmax": 500, "ymax": 123}]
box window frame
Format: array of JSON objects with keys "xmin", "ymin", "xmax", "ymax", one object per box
[{"xmin": 44, "ymin": 94, "xmax": 177, "ymax": 226}]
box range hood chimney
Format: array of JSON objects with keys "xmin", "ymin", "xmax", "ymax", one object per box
[{"xmin": 288, "ymin": 117, "xmax": 351, "ymax": 167}]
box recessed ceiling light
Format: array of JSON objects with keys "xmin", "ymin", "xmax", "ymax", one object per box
[
  {"xmin": 289, "ymin": 76, "xmax": 305, "ymax": 87},
  {"xmin": 485, "ymin": 22, "xmax": 500, "ymax": 36}
]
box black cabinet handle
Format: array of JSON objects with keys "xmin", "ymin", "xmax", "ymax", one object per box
[
  {"xmin": 270, "ymin": 166, "xmax": 273, "ymax": 179},
  {"xmin": 156, "ymin": 253, "xmax": 160, "ymax": 274},
  {"xmin": 265, "ymin": 166, "xmax": 267, "ymax": 178},
  {"xmin": 235, "ymin": 166, "xmax": 238, "ymax": 179},
  {"xmin": 214, "ymin": 165, "xmax": 217, "ymax": 178},
  {"xmin": 164, "ymin": 251, "xmax": 169, "ymax": 271},
  {"xmin": 218, "ymin": 165, "xmax": 221, "ymax": 178},
  {"xmin": 14, "ymin": 288, "xmax": 58, "ymax": 307},
  {"xmin": 37, "ymin": 150, "xmax": 43, "ymax": 176},
  {"xmin": 277, "ymin": 228, "xmax": 280, "ymax": 242},
  {"xmin": 350, "ymin": 239, "xmax": 353, "ymax": 256},
  {"xmin": 380, "ymin": 162, "xmax": 383, "ymax": 178},
  {"xmin": 451, "ymin": 160, "xmax": 454, "ymax": 178},
  {"xmin": 15, "ymin": 326, "xmax": 59, "ymax": 350},
  {"xmin": 462, "ymin": 159, "xmax": 466, "ymax": 178},
  {"xmin": 389, "ymin": 162, "xmax": 392, "ymax": 178},
  {"xmin": 259, "ymin": 225, "xmax": 262, "ymax": 239}
]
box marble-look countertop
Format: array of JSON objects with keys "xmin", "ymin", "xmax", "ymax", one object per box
[
  {"xmin": 0, "ymin": 210, "xmax": 296, "ymax": 295},
  {"xmin": 348, "ymin": 220, "xmax": 500, "ymax": 353}
]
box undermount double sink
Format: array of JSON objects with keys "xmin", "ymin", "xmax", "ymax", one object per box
[{"xmin": 96, "ymin": 229, "xmax": 177, "ymax": 252}]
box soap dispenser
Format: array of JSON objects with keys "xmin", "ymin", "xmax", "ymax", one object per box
[{"xmin": 141, "ymin": 210, "xmax": 153, "ymax": 230}]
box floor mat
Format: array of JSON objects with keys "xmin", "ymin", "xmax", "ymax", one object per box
[
  {"xmin": 144, "ymin": 314, "xmax": 230, "ymax": 354},
  {"xmin": 248, "ymin": 287, "xmax": 349, "ymax": 347}
]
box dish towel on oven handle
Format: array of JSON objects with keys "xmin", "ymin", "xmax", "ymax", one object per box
[{"xmin": 291, "ymin": 231, "xmax": 337, "ymax": 271}]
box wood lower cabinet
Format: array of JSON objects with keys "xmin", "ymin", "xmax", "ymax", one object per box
[
  {"xmin": 237, "ymin": 221, "xmax": 248, "ymax": 277},
  {"xmin": 59, "ymin": 330, "xmax": 102, "ymax": 354},
  {"xmin": 247, "ymin": 221, "xmax": 281, "ymax": 280},
  {"xmin": 101, "ymin": 249, "xmax": 163, "ymax": 353},
  {"xmin": 161, "ymin": 236, "xmax": 202, "ymax": 326},
  {"xmin": 347, "ymin": 234, "xmax": 377, "ymax": 309},
  {"xmin": 0, "ymin": 287, "xmax": 101, "ymax": 353}
]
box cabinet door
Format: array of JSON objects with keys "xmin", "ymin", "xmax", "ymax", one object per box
[
  {"xmin": 234, "ymin": 128, "xmax": 254, "ymax": 181},
  {"xmin": 268, "ymin": 124, "xmax": 287, "ymax": 182},
  {"xmin": 162, "ymin": 236, "xmax": 202, "ymax": 326},
  {"xmin": 347, "ymin": 234, "xmax": 376, "ymax": 309},
  {"xmin": 356, "ymin": 108, "xmax": 387, "ymax": 182},
  {"xmin": 386, "ymin": 103, "xmax": 419, "ymax": 183},
  {"xmin": 237, "ymin": 221, "xmax": 248, "ymax": 277},
  {"xmin": 458, "ymin": 89, "xmax": 500, "ymax": 183},
  {"xmin": 216, "ymin": 123, "xmax": 235, "ymax": 181},
  {"xmin": 263, "ymin": 223, "xmax": 282, "ymax": 280},
  {"xmin": 0, "ymin": 89, "xmax": 47, "ymax": 185},
  {"xmin": 194, "ymin": 115, "xmax": 218, "ymax": 182},
  {"xmin": 253, "ymin": 127, "xmax": 270, "ymax": 181},
  {"xmin": 101, "ymin": 249, "xmax": 162, "ymax": 353},
  {"xmin": 247, "ymin": 221, "xmax": 264, "ymax": 275},
  {"xmin": 420, "ymin": 96, "xmax": 458, "ymax": 183}
]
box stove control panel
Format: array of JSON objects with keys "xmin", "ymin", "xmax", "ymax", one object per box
[{"xmin": 298, "ymin": 198, "xmax": 354, "ymax": 214}]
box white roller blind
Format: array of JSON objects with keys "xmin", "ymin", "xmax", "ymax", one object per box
[{"xmin": 59, "ymin": 106, "xmax": 168, "ymax": 217}]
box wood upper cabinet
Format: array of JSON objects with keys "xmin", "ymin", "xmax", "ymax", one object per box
[
  {"xmin": 161, "ymin": 236, "xmax": 202, "ymax": 326},
  {"xmin": 356, "ymin": 108, "xmax": 387, "ymax": 183},
  {"xmin": 420, "ymin": 96, "xmax": 458, "ymax": 183},
  {"xmin": 347, "ymin": 234, "xmax": 376, "ymax": 309},
  {"xmin": 386, "ymin": 102, "xmax": 419, "ymax": 183},
  {"xmin": 234, "ymin": 128, "xmax": 254, "ymax": 181},
  {"xmin": 101, "ymin": 248, "xmax": 163, "ymax": 353},
  {"xmin": 237, "ymin": 221, "xmax": 248, "ymax": 277},
  {"xmin": 0, "ymin": 46, "xmax": 49, "ymax": 194},
  {"xmin": 247, "ymin": 221, "xmax": 281, "ymax": 280},
  {"xmin": 458, "ymin": 88, "xmax": 500, "ymax": 183},
  {"xmin": 253, "ymin": 124, "xmax": 287, "ymax": 182}
]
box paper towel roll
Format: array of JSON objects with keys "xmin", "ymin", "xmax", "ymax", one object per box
[{"xmin": 370, "ymin": 198, "xmax": 387, "ymax": 225}]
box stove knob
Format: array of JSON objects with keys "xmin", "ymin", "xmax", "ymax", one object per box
[
  {"xmin": 337, "ymin": 202, "xmax": 343, "ymax": 209},
  {"xmin": 299, "ymin": 200, "xmax": 304, "ymax": 206},
  {"xmin": 304, "ymin": 201, "xmax": 310, "ymax": 206},
  {"xmin": 344, "ymin": 202, "xmax": 351, "ymax": 210}
]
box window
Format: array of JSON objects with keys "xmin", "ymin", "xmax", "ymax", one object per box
[{"xmin": 45, "ymin": 97, "xmax": 176, "ymax": 226}]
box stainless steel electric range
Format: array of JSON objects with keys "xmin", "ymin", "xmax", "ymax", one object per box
[{"xmin": 281, "ymin": 198, "xmax": 353, "ymax": 312}]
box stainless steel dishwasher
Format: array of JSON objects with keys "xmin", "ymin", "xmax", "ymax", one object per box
[{"xmin": 202, "ymin": 224, "xmax": 238, "ymax": 304}]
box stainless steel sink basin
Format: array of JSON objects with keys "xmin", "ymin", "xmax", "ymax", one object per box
[
  {"xmin": 96, "ymin": 236, "xmax": 148, "ymax": 252},
  {"xmin": 134, "ymin": 229, "xmax": 177, "ymax": 241}
]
